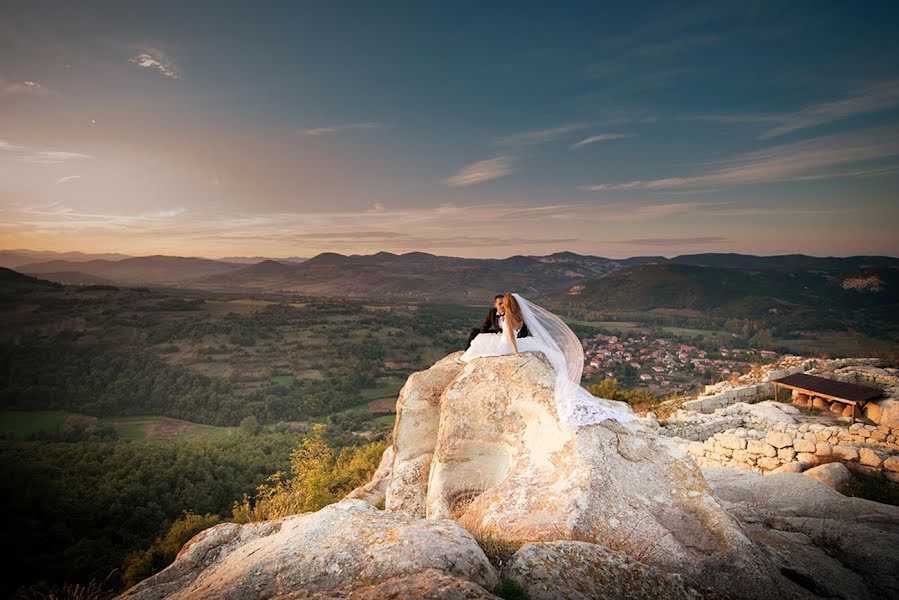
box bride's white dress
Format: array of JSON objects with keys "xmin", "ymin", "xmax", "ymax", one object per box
[{"xmin": 460, "ymin": 294, "xmax": 635, "ymax": 427}]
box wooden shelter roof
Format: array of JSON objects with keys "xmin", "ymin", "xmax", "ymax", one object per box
[{"xmin": 771, "ymin": 373, "xmax": 882, "ymax": 404}]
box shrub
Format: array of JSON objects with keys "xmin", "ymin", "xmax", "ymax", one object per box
[
  {"xmin": 239, "ymin": 415, "xmax": 260, "ymax": 436},
  {"xmin": 232, "ymin": 424, "xmax": 387, "ymax": 522},
  {"xmin": 121, "ymin": 511, "xmax": 221, "ymax": 588}
]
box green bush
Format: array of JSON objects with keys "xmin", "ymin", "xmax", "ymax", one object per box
[{"xmin": 122, "ymin": 511, "xmax": 222, "ymax": 588}]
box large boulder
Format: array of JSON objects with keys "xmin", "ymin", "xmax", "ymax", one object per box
[
  {"xmin": 871, "ymin": 398, "xmax": 899, "ymax": 427},
  {"xmin": 385, "ymin": 352, "xmax": 465, "ymax": 515},
  {"xmin": 803, "ymin": 462, "xmax": 853, "ymax": 493},
  {"xmin": 385, "ymin": 352, "xmax": 789, "ymax": 597},
  {"xmin": 704, "ymin": 467, "xmax": 899, "ymax": 600},
  {"xmin": 503, "ymin": 541, "xmax": 701, "ymax": 600},
  {"xmin": 118, "ymin": 499, "xmax": 499, "ymax": 599}
]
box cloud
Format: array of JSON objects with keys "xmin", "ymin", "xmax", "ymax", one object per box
[
  {"xmin": 579, "ymin": 181, "xmax": 646, "ymax": 191},
  {"xmin": 56, "ymin": 175, "xmax": 81, "ymax": 184},
  {"xmin": 300, "ymin": 122, "xmax": 384, "ymax": 136},
  {"xmin": 621, "ymin": 236, "xmax": 730, "ymax": 246},
  {"xmin": 129, "ymin": 49, "xmax": 180, "ymax": 79},
  {"xmin": 570, "ymin": 133, "xmax": 636, "ymax": 150},
  {"xmin": 687, "ymin": 81, "xmax": 899, "ymax": 139},
  {"xmin": 494, "ymin": 123, "xmax": 594, "ymax": 148},
  {"xmin": 0, "ymin": 139, "xmax": 23, "ymax": 150},
  {"xmin": 579, "ymin": 126, "xmax": 899, "ymax": 191},
  {"xmin": 0, "ymin": 79, "xmax": 51, "ymax": 95},
  {"xmin": 444, "ymin": 156, "xmax": 515, "ymax": 187},
  {"xmin": 22, "ymin": 150, "xmax": 93, "ymax": 165}
]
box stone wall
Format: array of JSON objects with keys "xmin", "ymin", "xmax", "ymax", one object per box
[
  {"xmin": 680, "ymin": 423, "xmax": 899, "ymax": 482},
  {"xmin": 680, "ymin": 356, "xmax": 822, "ymax": 413},
  {"xmin": 653, "ymin": 401, "xmax": 797, "ymax": 440}
]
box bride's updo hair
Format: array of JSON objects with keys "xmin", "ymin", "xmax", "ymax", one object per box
[{"xmin": 503, "ymin": 293, "xmax": 523, "ymax": 322}]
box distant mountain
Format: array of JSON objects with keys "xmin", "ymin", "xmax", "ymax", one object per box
[
  {"xmin": 31, "ymin": 271, "xmax": 118, "ymax": 286},
  {"xmin": 552, "ymin": 263, "xmax": 899, "ymax": 334},
  {"xmin": 0, "ymin": 267, "xmax": 61, "ymax": 288},
  {"xmin": 194, "ymin": 251, "xmax": 627, "ymax": 299},
  {"xmin": 194, "ymin": 251, "xmax": 899, "ymax": 301},
  {"xmin": 20, "ymin": 255, "xmax": 245, "ymax": 286},
  {"xmin": 667, "ymin": 253, "xmax": 899, "ymax": 271},
  {"xmin": 0, "ymin": 249, "xmax": 133, "ymax": 269},
  {"xmin": 216, "ymin": 256, "xmax": 307, "ymax": 264},
  {"xmin": 8, "ymin": 250, "xmax": 898, "ymax": 300}
]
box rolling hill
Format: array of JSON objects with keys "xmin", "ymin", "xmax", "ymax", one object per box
[
  {"xmin": 9, "ymin": 250, "xmax": 899, "ymax": 304},
  {"xmin": 552, "ymin": 263, "xmax": 899, "ymax": 337},
  {"xmin": 0, "ymin": 267, "xmax": 62, "ymax": 288},
  {"xmin": 192, "ymin": 251, "xmax": 634, "ymax": 299},
  {"xmin": 19, "ymin": 255, "xmax": 246, "ymax": 286}
]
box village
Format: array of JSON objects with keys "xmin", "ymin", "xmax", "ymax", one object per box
[{"xmin": 580, "ymin": 331, "xmax": 780, "ymax": 394}]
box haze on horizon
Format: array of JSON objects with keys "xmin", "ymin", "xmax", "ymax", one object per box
[{"xmin": 1, "ymin": 1, "xmax": 898, "ymax": 260}]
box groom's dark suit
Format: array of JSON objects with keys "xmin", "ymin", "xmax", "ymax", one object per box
[{"xmin": 465, "ymin": 307, "xmax": 531, "ymax": 349}]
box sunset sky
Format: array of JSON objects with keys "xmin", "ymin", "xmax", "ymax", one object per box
[{"xmin": 1, "ymin": 1, "xmax": 898, "ymax": 259}]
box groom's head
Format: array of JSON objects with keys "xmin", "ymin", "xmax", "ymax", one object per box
[{"xmin": 494, "ymin": 294, "xmax": 504, "ymax": 312}]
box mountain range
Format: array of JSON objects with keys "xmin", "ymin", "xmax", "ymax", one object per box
[
  {"xmin": 552, "ymin": 262, "xmax": 898, "ymax": 331},
  {"xmin": 7, "ymin": 250, "xmax": 896, "ymax": 302}
]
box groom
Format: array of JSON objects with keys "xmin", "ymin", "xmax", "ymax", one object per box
[{"xmin": 466, "ymin": 295, "xmax": 505, "ymax": 349}]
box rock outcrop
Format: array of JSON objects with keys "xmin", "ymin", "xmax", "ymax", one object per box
[
  {"xmin": 704, "ymin": 467, "xmax": 899, "ymax": 600},
  {"xmin": 124, "ymin": 352, "xmax": 899, "ymax": 599},
  {"xmin": 504, "ymin": 541, "xmax": 701, "ymax": 600},
  {"xmin": 119, "ymin": 499, "xmax": 498, "ymax": 599},
  {"xmin": 379, "ymin": 352, "xmax": 787, "ymax": 597}
]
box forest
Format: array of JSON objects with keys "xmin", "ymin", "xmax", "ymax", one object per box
[{"xmin": 0, "ymin": 284, "xmax": 483, "ymax": 597}]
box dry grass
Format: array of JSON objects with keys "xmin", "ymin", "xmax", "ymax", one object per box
[{"xmin": 567, "ymin": 516, "xmax": 671, "ymax": 564}]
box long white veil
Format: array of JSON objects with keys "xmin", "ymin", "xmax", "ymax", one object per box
[{"xmin": 512, "ymin": 293, "xmax": 636, "ymax": 427}]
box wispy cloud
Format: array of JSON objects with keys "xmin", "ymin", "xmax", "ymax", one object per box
[
  {"xmin": 444, "ymin": 156, "xmax": 515, "ymax": 187},
  {"xmin": 622, "ymin": 236, "xmax": 730, "ymax": 246},
  {"xmin": 580, "ymin": 126, "xmax": 899, "ymax": 191},
  {"xmin": 0, "ymin": 78, "xmax": 51, "ymax": 96},
  {"xmin": 56, "ymin": 175, "xmax": 81, "ymax": 184},
  {"xmin": 0, "ymin": 139, "xmax": 24, "ymax": 150},
  {"xmin": 129, "ymin": 48, "xmax": 180, "ymax": 79},
  {"xmin": 300, "ymin": 122, "xmax": 384, "ymax": 136},
  {"xmin": 687, "ymin": 81, "xmax": 899, "ymax": 139},
  {"xmin": 570, "ymin": 133, "xmax": 636, "ymax": 150},
  {"xmin": 494, "ymin": 123, "xmax": 594, "ymax": 148},
  {"xmin": 22, "ymin": 150, "xmax": 93, "ymax": 165}
]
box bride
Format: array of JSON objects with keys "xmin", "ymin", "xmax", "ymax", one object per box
[{"xmin": 460, "ymin": 293, "xmax": 636, "ymax": 427}]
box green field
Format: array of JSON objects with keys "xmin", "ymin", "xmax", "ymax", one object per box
[
  {"xmin": 372, "ymin": 414, "xmax": 396, "ymax": 426},
  {"xmin": 0, "ymin": 410, "xmax": 69, "ymax": 438},
  {"xmin": 271, "ymin": 375, "xmax": 295, "ymax": 388},
  {"xmin": 360, "ymin": 381, "xmax": 404, "ymax": 400},
  {"xmin": 0, "ymin": 411, "xmax": 236, "ymax": 441}
]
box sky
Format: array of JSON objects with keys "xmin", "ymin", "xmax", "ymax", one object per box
[{"xmin": 1, "ymin": 1, "xmax": 898, "ymax": 260}]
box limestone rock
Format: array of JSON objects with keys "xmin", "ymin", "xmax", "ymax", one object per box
[
  {"xmin": 875, "ymin": 398, "xmax": 899, "ymax": 428},
  {"xmin": 793, "ymin": 438, "xmax": 816, "ymax": 453},
  {"xmin": 771, "ymin": 462, "xmax": 809, "ymax": 474},
  {"xmin": 885, "ymin": 455, "xmax": 899, "ymax": 472},
  {"xmin": 344, "ymin": 444, "xmax": 394, "ymax": 506},
  {"xmin": 803, "ymin": 462, "xmax": 854, "ymax": 493},
  {"xmin": 385, "ymin": 352, "xmax": 465, "ymax": 516},
  {"xmin": 503, "ymin": 541, "xmax": 701, "ymax": 600},
  {"xmin": 118, "ymin": 499, "xmax": 498, "ymax": 599},
  {"xmin": 341, "ymin": 569, "xmax": 501, "ymax": 599},
  {"xmin": 766, "ymin": 431, "xmax": 793, "ymax": 449},
  {"xmin": 858, "ymin": 447, "xmax": 884, "ymax": 468},
  {"xmin": 386, "ymin": 353, "xmax": 787, "ymax": 597},
  {"xmin": 746, "ymin": 402, "xmax": 797, "ymax": 425},
  {"xmin": 832, "ymin": 445, "xmax": 859, "ymax": 461},
  {"xmin": 704, "ymin": 467, "xmax": 899, "ymax": 600}
]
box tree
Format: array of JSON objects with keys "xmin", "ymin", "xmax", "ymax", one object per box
[
  {"xmin": 232, "ymin": 424, "xmax": 387, "ymax": 522},
  {"xmin": 239, "ymin": 415, "xmax": 260, "ymax": 436},
  {"xmin": 122, "ymin": 511, "xmax": 221, "ymax": 588}
]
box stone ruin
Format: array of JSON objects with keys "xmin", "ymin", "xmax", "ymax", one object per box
[{"xmin": 647, "ymin": 355, "xmax": 899, "ymax": 483}]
